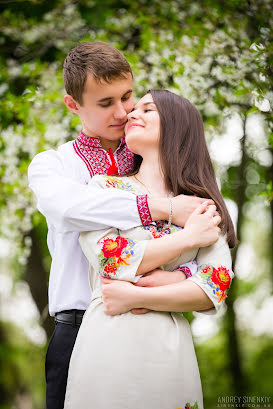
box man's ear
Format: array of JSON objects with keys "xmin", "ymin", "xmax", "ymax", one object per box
[{"xmin": 64, "ymin": 94, "xmax": 80, "ymax": 113}]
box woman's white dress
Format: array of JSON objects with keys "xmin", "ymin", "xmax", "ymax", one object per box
[{"xmin": 64, "ymin": 176, "xmax": 234, "ymax": 409}]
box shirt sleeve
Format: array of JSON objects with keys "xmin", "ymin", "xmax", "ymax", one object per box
[
  {"xmin": 28, "ymin": 149, "xmax": 146, "ymax": 233},
  {"xmin": 79, "ymin": 228, "xmax": 147, "ymax": 283},
  {"xmin": 187, "ymin": 234, "xmax": 234, "ymax": 315}
]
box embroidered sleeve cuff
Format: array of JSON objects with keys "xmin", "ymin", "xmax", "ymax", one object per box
[
  {"xmin": 97, "ymin": 235, "xmax": 147, "ymax": 283},
  {"xmin": 136, "ymin": 194, "xmax": 153, "ymax": 226},
  {"xmin": 188, "ymin": 264, "xmax": 234, "ymax": 315},
  {"xmin": 177, "ymin": 265, "xmax": 192, "ymax": 278},
  {"xmin": 176, "ymin": 260, "xmax": 198, "ymax": 278}
]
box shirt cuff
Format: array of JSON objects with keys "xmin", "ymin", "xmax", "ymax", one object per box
[
  {"xmin": 177, "ymin": 265, "xmax": 193, "ymax": 278},
  {"xmin": 136, "ymin": 194, "xmax": 152, "ymax": 226}
]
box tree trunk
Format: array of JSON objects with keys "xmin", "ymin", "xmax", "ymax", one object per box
[
  {"xmin": 24, "ymin": 228, "xmax": 54, "ymax": 340},
  {"xmin": 225, "ymin": 114, "xmax": 248, "ymax": 396}
]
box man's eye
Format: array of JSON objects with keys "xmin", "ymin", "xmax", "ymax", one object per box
[
  {"xmin": 121, "ymin": 95, "xmax": 131, "ymax": 102},
  {"xmin": 99, "ymin": 102, "xmax": 112, "ymax": 108}
]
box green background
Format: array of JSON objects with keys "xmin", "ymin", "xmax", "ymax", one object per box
[{"xmin": 0, "ymin": 1, "xmax": 272, "ymax": 408}]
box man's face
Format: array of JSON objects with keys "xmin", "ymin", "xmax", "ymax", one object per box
[{"xmin": 73, "ymin": 73, "xmax": 134, "ymax": 141}]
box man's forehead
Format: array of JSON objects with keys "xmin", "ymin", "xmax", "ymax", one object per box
[{"xmin": 84, "ymin": 72, "xmax": 133, "ymax": 98}]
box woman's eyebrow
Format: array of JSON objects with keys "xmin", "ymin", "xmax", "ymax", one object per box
[
  {"xmin": 130, "ymin": 101, "xmax": 156, "ymax": 112},
  {"xmin": 143, "ymin": 102, "xmax": 155, "ymax": 106}
]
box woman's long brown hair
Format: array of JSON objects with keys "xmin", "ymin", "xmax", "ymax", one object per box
[{"xmin": 129, "ymin": 89, "xmax": 236, "ymax": 248}]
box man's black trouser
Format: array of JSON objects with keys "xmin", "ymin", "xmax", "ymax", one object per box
[{"xmin": 45, "ymin": 310, "xmax": 85, "ymax": 409}]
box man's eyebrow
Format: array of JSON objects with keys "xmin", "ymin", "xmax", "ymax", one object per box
[{"xmin": 96, "ymin": 89, "xmax": 133, "ymax": 103}]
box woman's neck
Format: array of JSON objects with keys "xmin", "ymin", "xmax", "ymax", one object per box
[{"xmin": 135, "ymin": 155, "xmax": 170, "ymax": 197}]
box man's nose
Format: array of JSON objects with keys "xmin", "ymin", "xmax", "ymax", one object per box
[{"xmin": 113, "ymin": 101, "xmax": 127, "ymax": 120}]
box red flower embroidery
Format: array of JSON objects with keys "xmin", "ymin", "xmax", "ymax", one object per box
[
  {"xmin": 211, "ymin": 266, "xmax": 231, "ymax": 291},
  {"xmin": 101, "ymin": 236, "xmax": 128, "ymax": 258},
  {"xmin": 202, "ymin": 266, "xmax": 212, "ymax": 274},
  {"xmin": 104, "ymin": 263, "xmax": 117, "ymax": 275},
  {"xmin": 106, "ymin": 179, "xmax": 116, "ymax": 189}
]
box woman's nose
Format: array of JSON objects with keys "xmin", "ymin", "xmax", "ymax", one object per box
[{"xmin": 127, "ymin": 109, "xmax": 138, "ymax": 120}]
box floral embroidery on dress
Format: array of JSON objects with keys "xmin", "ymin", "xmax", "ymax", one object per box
[
  {"xmin": 103, "ymin": 176, "xmax": 137, "ymax": 193},
  {"xmin": 200, "ymin": 264, "xmax": 231, "ymax": 303},
  {"xmin": 142, "ymin": 221, "xmax": 183, "ymax": 238},
  {"xmin": 98, "ymin": 235, "xmax": 136, "ymax": 278}
]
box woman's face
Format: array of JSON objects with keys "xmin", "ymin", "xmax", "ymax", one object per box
[{"xmin": 124, "ymin": 93, "xmax": 160, "ymax": 155}]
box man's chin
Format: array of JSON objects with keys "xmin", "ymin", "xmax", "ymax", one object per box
[{"xmin": 109, "ymin": 129, "xmax": 125, "ymax": 139}]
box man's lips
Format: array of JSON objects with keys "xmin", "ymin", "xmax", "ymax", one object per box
[
  {"xmin": 127, "ymin": 123, "xmax": 144, "ymax": 131},
  {"xmin": 110, "ymin": 121, "xmax": 127, "ymax": 128}
]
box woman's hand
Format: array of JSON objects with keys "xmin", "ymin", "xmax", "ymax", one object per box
[
  {"xmin": 101, "ymin": 277, "xmax": 142, "ymax": 315},
  {"xmin": 184, "ymin": 203, "xmax": 221, "ymax": 248},
  {"xmin": 135, "ymin": 268, "xmax": 187, "ymax": 287}
]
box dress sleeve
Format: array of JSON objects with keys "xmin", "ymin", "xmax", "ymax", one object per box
[
  {"xmin": 28, "ymin": 150, "xmax": 147, "ymax": 232},
  {"xmin": 79, "ymin": 228, "xmax": 147, "ymax": 283},
  {"xmin": 187, "ymin": 234, "xmax": 234, "ymax": 315}
]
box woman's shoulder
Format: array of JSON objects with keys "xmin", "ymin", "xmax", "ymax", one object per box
[{"xmin": 89, "ymin": 175, "xmax": 138, "ymax": 194}]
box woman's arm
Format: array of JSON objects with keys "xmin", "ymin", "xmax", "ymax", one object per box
[
  {"xmin": 100, "ymin": 278, "xmax": 213, "ymax": 315},
  {"xmin": 137, "ymin": 204, "xmax": 219, "ymax": 275},
  {"xmin": 80, "ymin": 203, "xmax": 220, "ymax": 283},
  {"xmin": 100, "ymin": 234, "xmax": 234, "ymax": 315}
]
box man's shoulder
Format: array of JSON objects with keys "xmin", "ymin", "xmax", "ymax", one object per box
[{"xmin": 30, "ymin": 140, "xmax": 75, "ymax": 163}]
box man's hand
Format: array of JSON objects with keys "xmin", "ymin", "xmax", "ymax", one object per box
[
  {"xmin": 134, "ymin": 268, "xmax": 187, "ymax": 287},
  {"xmin": 172, "ymin": 195, "xmax": 214, "ymax": 227},
  {"xmin": 184, "ymin": 203, "xmax": 221, "ymax": 248},
  {"xmin": 148, "ymin": 195, "xmax": 215, "ymax": 227}
]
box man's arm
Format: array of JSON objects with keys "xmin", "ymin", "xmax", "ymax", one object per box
[
  {"xmin": 28, "ymin": 150, "xmax": 145, "ymax": 232},
  {"xmin": 28, "ymin": 149, "xmax": 214, "ymax": 233}
]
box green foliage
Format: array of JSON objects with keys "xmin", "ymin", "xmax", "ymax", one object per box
[
  {"xmin": 0, "ymin": 320, "xmax": 46, "ymax": 409},
  {"xmin": 0, "ymin": 0, "xmax": 272, "ymax": 408}
]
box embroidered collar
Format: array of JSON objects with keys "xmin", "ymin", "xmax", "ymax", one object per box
[
  {"xmin": 77, "ymin": 131, "xmax": 126, "ymax": 150},
  {"xmin": 73, "ymin": 131, "xmax": 134, "ymax": 177}
]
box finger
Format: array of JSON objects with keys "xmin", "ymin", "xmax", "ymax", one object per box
[
  {"xmin": 134, "ymin": 277, "xmax": 150, "ymax": 287},
  {"xmin": 100, "ymin": 276, "xmax": 112, "ymax": 284},
  {"xmin": 213, "ymin": 215, "xmax": 221, "ymax": 226},
  {"xmin": 205, "ymin": 204, "xmax": 217, "ymax": 216},
  {"xmin": 131, "ymin": 308, "xmax": 150, "ymax": 314},
  {"xmin": 198, "ymin": 197, "xmax": 214, "ymax": 205},
  {"xmin": 192, "ymin": 202, "xmax": 209, "ymax": 216}
]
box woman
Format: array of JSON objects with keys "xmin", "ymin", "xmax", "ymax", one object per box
[{"xmin": 64, "ymin": 90, "xmax": 236, "ymax": 409}]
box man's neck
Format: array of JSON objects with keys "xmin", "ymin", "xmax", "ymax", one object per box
[
  {"xmin": 82, "ymin": 129, "xmax": 121, "ymax": 152},
  {"xmin": 99, "ymin": 138, "xmax": 121, "ymax": 153}
]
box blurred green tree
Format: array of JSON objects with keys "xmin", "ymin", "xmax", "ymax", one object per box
[{"xmin": 0, "ymin": 1, "xmax": 272, "ymax": 408}]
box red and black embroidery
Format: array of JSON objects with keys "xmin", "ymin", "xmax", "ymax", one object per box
[{"xmin": 73, "ymin": 131, "xmax": 134, "ymax": 177}]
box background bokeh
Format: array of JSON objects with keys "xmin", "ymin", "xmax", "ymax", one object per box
[{"xmin": 0, "ymin": 1, "xmax": 272, "ymax": 408}]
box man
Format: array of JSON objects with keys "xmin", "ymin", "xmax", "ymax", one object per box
[{"xmin": 28, "ymin": 41, "xmax": 214, "ymax": 409}]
